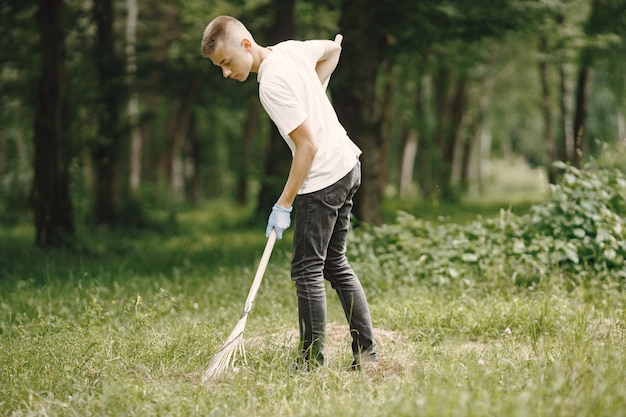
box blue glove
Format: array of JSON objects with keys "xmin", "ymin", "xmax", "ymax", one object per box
[{"xmin": 266, "ymin": 204, "xmax": 292, "ymax": 239}]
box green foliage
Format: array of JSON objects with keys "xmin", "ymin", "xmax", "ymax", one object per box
[
  {"xmin": 0, "ymin": 170, "xmax": 31, "ymax": 225},
  {"xmin": 350, "ymin": 161, "xmax": 626, "ymax": 289},
  {"xmin": 527, "ymin": 161, "xmax": 626, "ymax": 276}
]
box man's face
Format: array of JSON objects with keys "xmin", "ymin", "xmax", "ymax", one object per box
[{"xmin": 209, "ymin": 39, "xmax": 253, "ymax": 82}]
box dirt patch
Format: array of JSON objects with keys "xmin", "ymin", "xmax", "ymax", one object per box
[{"xmin": 248, "ymin": 323, "xmax": 412, "ymax": 379}]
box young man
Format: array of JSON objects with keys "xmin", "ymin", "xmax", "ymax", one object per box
[{"xmin": 201, "ymin": 16, "xmax": 377, "ymax": 370}]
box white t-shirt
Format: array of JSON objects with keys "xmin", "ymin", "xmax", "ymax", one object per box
[{"xmin": 257, "ymin": 40, "xmax": 361, "ymax": 195}]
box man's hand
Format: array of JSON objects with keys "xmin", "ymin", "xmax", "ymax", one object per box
[{"xmin": 266, "ymin": 203, "xmax": 292, "ymax": 239}]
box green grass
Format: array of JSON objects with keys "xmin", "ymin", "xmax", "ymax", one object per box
[{"xmin": 1, "ymin": 197, "xmax": 625, "ymax": 416}]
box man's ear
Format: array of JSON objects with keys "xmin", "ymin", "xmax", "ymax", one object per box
[{"xmin": 241, "ymin": 38, "xmax": 252, "ymax": 51}]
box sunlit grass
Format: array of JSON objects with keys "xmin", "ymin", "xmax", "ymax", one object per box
[
  {"xmin": 3, "ymin": 270, "xmax": 623, "ymax": 416},
  {"xmin": 1, "ymin": 182, "xmax": 625, "ymax": 416}
]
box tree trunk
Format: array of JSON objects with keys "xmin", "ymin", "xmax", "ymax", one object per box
[
  {"xmin": 553, "ymin": 19, "xmax": 575, "ymax": 167},
  {"xmin": 31, "ymin": 0, "xmax": 74, "ymax": 247},
  {"xmin": 466, "ymin": 125, "xmax": 489, "ymax": 197},
  {"xmin": 618, "ymin": 110, "xmax": 626, "ymax": 146},
  {"xmin": 186, "ymin": 114, "xmax": 202, "ymax": 203},
  {"xmin": 126, "ymin": 0, "xmax": 142, "ymax": 194},
  {"xmin": 255, "ymin": 0, "xmax": 295, "ymax": 218},
  {"xmin": 416, "ymin": 132, "xmax": 437, "ymax": 199},
  {"xmin": 451, "ymin": 119, "xmax": 468, "ymax": 189},
  {"xmin": 559, "ymin": 61, "xmax": 574, "ymax": 163},
  {"xmin": 166, "ymin": 101, "xmax": 184, "ymax": 201},
  {"xmin": 166, "ymin": 70, "xmax": 202, "ymax": 201},
  {"xmin": 459, "ymin": 133, "xmax": 473, "ymax": 192},
  {"xmin": 555, "ymin": 12, "xmax": 573, "ymax": 166},
  {"xmin": 237, "ymin": 98, "xmax": 261, "ymax": 205},
  {"xmin": 141, "ymin": 3, "xmax": 178, "ymax": 184},
  {"xmin": 334, "ymin": 0, "xmax": 386, "ymax": 225},
  {"xmin": 399, "ymin": 128, "xmax": 418, "ymax": 198},
  {"xmin": 573, "ymin": 65, "xmax": 592, "ymax": 169},
  {"xmin": 462, "ymin": 76, "xmax": 492, "ymax": 193},
  {"xmin": 0, "ymin": 77, "xmax": 5, "ymax": 184},
  {"xmin": 92, "ymin": 0, "xmax": 125, "ymax": 226},
  {"xmin": 572, "ymin": 0, "xmax": 607, "ymax": 168},
  {"xmin": 433, "ymin": 64, "xmax": 469, "ymax": 201},
  {"xmin": 414, "ymin": 73, "xmax": 438, "ymax": 199},
  {"xmin": 539, "ymin": 37, "xmax": 557, "ymax": 184},
  {"xmin": 478, "ymin": 128, "xmax": 492, "ymax": 195},
  {"xmin": 379, "ymin": 60, "xmax": 394, "ymax": 199}
]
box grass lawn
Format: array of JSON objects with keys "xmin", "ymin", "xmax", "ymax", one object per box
[{"xmin": 1, "ymin": 187, "xmax": 625, "ymax": 415}]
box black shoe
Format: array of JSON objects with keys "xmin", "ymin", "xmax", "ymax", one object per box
[{"xmin": 349, "ymin": 351, "xmax": 379, "ymax": 371}]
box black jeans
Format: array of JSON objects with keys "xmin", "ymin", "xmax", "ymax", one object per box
[{"xmin": 291, "ymin": 162, "xmax": 376, "ymax": 365}]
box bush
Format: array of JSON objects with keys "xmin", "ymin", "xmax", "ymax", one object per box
[
  {"xmin": 526, "ymin": 161, "xmax": 626, "ymax": 276},
  {"xmin": 350, "ymin": 162, "xmax": 626, "ymax": 289}
]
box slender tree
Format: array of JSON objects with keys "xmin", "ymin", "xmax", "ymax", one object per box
[
  {"xmin": 237, "ymin": 97, "xmax": 261, "ymax": 205},
  {"xmin": 539, "ymin": 36, "xmax": 557, "ymax": 184},
  {"xmin": 92, "ymin": 0, "xmax": 125, "ymax": 226},
  {"xmin": 334, "ymin": 0, "xmax": 387, "ymax": 224},
  {"xmin": 571, "ymin": 0, "xmax": 620, "ymax": 167},
  {"xmin": 31, "ymin": 0, "xmax": 74, "ymax": 246},
  {"xmin": 139, "ymin": 3, "xmax": 178, "ymax": 186},
  {"xmin": 433, "ymin": 63, "xmax": 470, "ymax": 201},
  {"xmin": 555, "ymin": 12, "xmax": 575, "ymax": 164},
  {"xmin": 126, "ymin": 0, "xmax": 142, "ymax": 194},
  {"xmin": 0, "ymin": 72, "xmax": 5, "ymax": 185},
  {"xmin": 165, "ymin": 68, "xmax": 203, "ymax": 201}
]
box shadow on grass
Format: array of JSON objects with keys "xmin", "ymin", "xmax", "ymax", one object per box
[
  {"xmin": 0, "ymin": 201, "xmax": 286, "ymax": 286},
  {"xmin": 1, "ymin": 196, "xmax": 540, "ymax": 287}
]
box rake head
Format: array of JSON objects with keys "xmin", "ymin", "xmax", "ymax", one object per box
[{"xmin": 202, "ymin": 315, "xmax": 248, "ymax": 382}]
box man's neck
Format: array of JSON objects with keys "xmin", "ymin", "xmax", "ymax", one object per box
[{"xmin": 252, "ymin": 45, "xmax": 272, "ymax": 73}]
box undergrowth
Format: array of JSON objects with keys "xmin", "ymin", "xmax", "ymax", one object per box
[{"xmin": 350, "ymin": 161, "xmax": 626, "ymax": 291}]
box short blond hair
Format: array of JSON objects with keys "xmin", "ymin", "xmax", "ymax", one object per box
[{"xmin": 201, "ymin": 16, "xmax": 251, "ymax": 57}]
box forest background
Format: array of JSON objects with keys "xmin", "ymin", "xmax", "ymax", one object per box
[
  {"xmin": 2, "ymin": 1, "xmax": 626, "ymax": 416},
  {"xmin": 1, "ymin": 0, "xmax": 626, "ymax": 246}
]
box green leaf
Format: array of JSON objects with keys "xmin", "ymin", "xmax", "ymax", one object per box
[
  {"xmin": 603, "ymin": 248, "xmax": 617, "ymax": 261},
  {"xmin": 564, "ymin": 173, "xmax": 577, "ymax": 185},
  {"xmin": 580, "ymin": 200, "xmax": 596, "ymax": 212},
  {"xmin": 595, "ymin": 228, "xmax": 612, "ymax": 244},
  {"xmin": 461, "ymin": 253, "xmax": 479, "ymax": 263},
  {"xmin": 564, "ymin": 245, "xmax": 579, "ymax": 264}
]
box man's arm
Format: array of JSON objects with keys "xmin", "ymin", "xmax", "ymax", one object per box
[
  {"xmin": 316, "ymin": 35, "xmax": 343, "ymax": 88},
  {"xmin": 275, "ymin": 119, "xmax": 318, "ymax": 209}
]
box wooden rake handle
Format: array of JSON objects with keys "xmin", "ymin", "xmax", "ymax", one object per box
[{"xmin": 242, "ymin": 229, "xmax": 277, "ymax": 315}]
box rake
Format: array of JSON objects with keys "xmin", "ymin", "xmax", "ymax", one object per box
[{"xmin": 202, "ymin": 229, "xmax": 277, "ymax": 382}]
